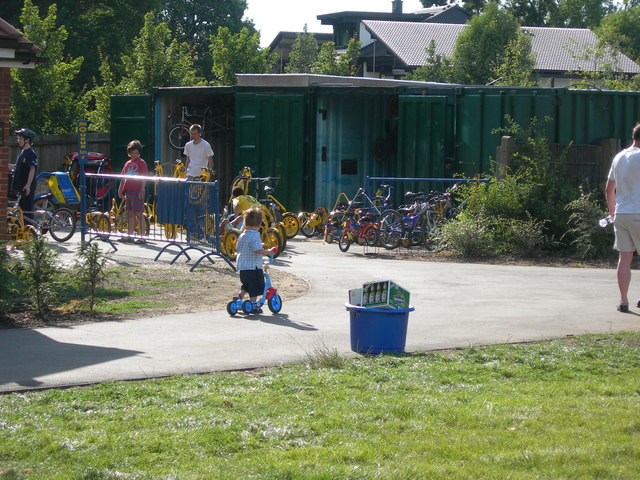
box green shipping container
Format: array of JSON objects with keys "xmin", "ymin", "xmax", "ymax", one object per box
[
  {"xmin": 235, "ymin": 92, "xmax": 306, "ymax": 211},
  {"xmin": 110, "ymin": 95, "xmax": 152, "ymax": 172}
]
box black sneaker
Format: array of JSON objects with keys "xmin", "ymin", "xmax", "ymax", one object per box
[{"xmin": 618, "ymin": 303, "xmax": 629, "ymax": 313}]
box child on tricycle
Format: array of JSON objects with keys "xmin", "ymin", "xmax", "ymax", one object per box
[{"xmin": 227, "ymin": 207, "xmax": 282, "ymax": 316}]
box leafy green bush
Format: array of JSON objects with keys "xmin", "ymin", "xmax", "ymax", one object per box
[
  {"xmin": 19, "ymin": 237, "xmax": 61, "ymax": 316},
  {"xmin": 438, "ymin": 213, "xmax": 496, "ymax": 258},
  {"xmin": 441, "ymin": 116, "xmax": 601, "ymax": 257},
  {"xmin": 564, "ymin": 190, "xmax": 614, "ymax": 260},
  {"xmin": 501, "ymin": 217, "xmax": 548, "ymax": 257}
]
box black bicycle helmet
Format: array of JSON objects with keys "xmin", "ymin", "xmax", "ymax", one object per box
[{"xmin": 15, "ymin": 127, "xmax": 36, "ymax": 139}]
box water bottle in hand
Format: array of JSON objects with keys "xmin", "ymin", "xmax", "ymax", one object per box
[{"xmin": 599, "ymin": 216, "xmax": 613, "ymax": 228}]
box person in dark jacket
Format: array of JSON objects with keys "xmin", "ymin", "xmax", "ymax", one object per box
[{"xmin": 12, "ymin": 128, "xmax": 38, "ymax": 218}]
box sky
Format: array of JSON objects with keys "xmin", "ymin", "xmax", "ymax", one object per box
[{"xmin": 243, "ymin": 0, "xmax": 426, "ymax": 47}]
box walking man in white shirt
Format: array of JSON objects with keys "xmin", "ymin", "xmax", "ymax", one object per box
[
  {"xmin": 605, "ymin": 123, "xmax": 640, "ymax": 312},
  {"xmin": 184, "ymin": 124, "xmax": 214, "ymax": 180}
]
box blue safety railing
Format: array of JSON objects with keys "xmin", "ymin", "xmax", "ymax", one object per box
[
  {"xmin": 366, "ymin": 176, "xmax": 489, "ymax": 207},
  {"xmin": 77, "ymin": 171, "xmax": 234, "ymax": 271}
]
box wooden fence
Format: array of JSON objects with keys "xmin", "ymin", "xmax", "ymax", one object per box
[
  {"xmin": 496, "ymin": 136, "xmax": 620, "ymax": 189},
  {"xmin": 8, "ymin": 133, "xmax": 110, "ymax": 173}
]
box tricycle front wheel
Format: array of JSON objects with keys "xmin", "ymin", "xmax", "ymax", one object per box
[{"xmin": 268, "ymin": 294, "xmax": 282, "ymax": 314}]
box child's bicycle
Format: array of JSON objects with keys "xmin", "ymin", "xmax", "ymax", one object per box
[
  {"xmin": 8, "ymin": 194, "xmax": 77, "ymax": 246},
  {"xmin": 226, "ymin": 248, "xmax": 282, "ymax": 316}
]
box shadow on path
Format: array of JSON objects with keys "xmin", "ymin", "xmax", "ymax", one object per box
[{"xmin": 0, "ymin": 329, "xmax": 142, "ymax": 389}]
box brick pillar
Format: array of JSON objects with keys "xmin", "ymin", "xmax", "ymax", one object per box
[{"xmin": 0, "ymin": 68, "xmax": 9, "ymax": 240}]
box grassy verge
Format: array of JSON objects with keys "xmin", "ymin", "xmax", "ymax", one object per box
[{"xmin": 1, "ymin": 333, "xmax": 639, "ymax": 479}]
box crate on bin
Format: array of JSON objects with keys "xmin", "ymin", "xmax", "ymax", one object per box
[
  {"xmin": 48, "ymin": 171, "xmax": 80, "ymax": 205},
  {"xmin": 362, "ymin": 280, "xmax": 410, "ymax": 309}
]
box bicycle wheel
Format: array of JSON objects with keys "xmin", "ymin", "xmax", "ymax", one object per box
[
  {"xmin": 410, "ymin": 216, "xmax": 425, "ymax": 247},
  {"xmin": 168, "ymin": 124, "xmax": 191, "ymax": 149},
  {"xmin": 362, "ymin": 223, "xmax": 380, "ymax": 247},
  {"xmin": 96, "ymin": 213, "xmax": 111, "ymax": 234},
  {"xmin": 263, "ymin": 227, "xmax": 283, "ymax": 258},
  {"xmin": 281, "ymin": 212, "xmax": 299, "ymax": 238},
  {"xmin": 49, "ymin": 208, "xmax": 77, "ymax": 242},
  {"xmin": 323, "ymin": 212, "xmax": 344, "ymax": 244},
  {"xmin": 299, "ymin": 213, "xmax": 315, "ymax": 238},
  {"xmin": 223, "ymin": 228, "xmax": 241, "ymax": 261},
  {"xmin": 378, "ymin": 210, "xmax": 405, "ymax": 250},
  {"xmin": 422, "ymin": 212, "xmax": 441, "ymax": 251},
  {"xmin": 338, "ymin": 230, "xmax": 351, "ymax": 252},
  {"xmin": 33, "ymin": 196, "xmax": 55, "ymax": 233}
]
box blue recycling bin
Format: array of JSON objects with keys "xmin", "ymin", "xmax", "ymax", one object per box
[{"xmin": 345, "ymin": 303, "xmax": 414, "ymax": 354}]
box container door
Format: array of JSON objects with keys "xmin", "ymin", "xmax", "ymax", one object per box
[
  {"xmin": 235, "ymin": 93, "xmax": 305, "ymax": 211},
  {"xmin": 110, "ymin": 95, "xmax": 152, "ymax": 171},
  {"xmin": 397, "ymin": 95, "xmax": 447, "ymax": 193}
]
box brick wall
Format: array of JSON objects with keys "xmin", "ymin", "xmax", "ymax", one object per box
[{"xmin": 0, "ymin": 68, "xmax": 9, "ymax": 240}]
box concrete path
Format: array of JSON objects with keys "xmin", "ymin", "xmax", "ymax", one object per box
[{"xmin": 1, "ymin": 235, "xmax": 637, "ymax": 392}]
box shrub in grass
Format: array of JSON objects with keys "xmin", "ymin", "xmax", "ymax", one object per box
[
  {"xmin": 439, "ymin": 213, "xmax": 496, "ymax": 258},
  {"xmin": 18, "ymin": 236, "xmax": 61, "ymax": 316},
  {"xmin": 73, "ymin": 241, "xmax": 110, "ymax": 312},
  {"xmin": 564, "ymin": 189, "xmax": 615, "ymax": 260}
]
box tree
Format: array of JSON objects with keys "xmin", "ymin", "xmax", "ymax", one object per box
[
  {"xmin": 452, "ymin": 2, "xmax": 521, "ymax": 85},
  {"xmin": 503, "ymin": 0, "xmax": 558, "ymax": 26},
  {"xmin": 286, "ymin": 25, "xmax": 319, "ymax": 74},
  {"xmin": 492, "ymin": 31, "xmax": 538, "ymax": 86},
  {"xmin": 159, "ymin": 0, "xmax": 253, "ymax": 80},
  {"xmin": 598, "ymin": 6, "xmax": 640, "ymax": 62},
  {"xmin": 3, "ymin": 0, "xmax": 162, "ymax": 93},
  {"xmin": 10, "ymin": 0, "xmax": 84, "ymax": 135},
  {"xmin": 549, "ymin": 0, "xmax": 616, "ymax": 28},
  {"xmin": 570, "ymin": 38, "xmax": 640, "ymax": 91},
  {"xmin": 405, "ymin": 40, "xmax": 455, "ymax": 82},
  {"xmin": 210, "ymin": 26, "xmax": 278, "ymax": 85},
  {"xmin": 83, "ymin": 53, "xmax": 119, "ymax": 133},
  {"xmin": 119, "ymin": 12, "xmax": 204, "ymax": 94},
  {"xmin": 313, "ymin": 37, "xmax": 362, "ymax": 76}
]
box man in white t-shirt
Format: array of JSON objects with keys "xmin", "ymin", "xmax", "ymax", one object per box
[
  {"xmin": 183, "ymin": 124, "xmax": 214, "ymax": 180},
  {"xmin": 605, "ymin": 123, "xmax": 640, "ymax": 312}
]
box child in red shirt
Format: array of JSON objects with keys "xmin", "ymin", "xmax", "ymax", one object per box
[{"xmin": 117, "ymin": 140, "xmax": 148, "ymax": 243}]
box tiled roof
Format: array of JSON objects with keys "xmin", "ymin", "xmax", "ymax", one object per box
[
  {"xmin": 363, "ymin": 20, "xmax": 640, "ymax": 74},
  {"xmin": 0, "ymin": 17, "xmax": 43, "ymax": 66}
]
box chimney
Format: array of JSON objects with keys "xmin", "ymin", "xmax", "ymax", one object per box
[{"xmin": 392, "ymin": 0, "xmax": 403, "ymax": 14}]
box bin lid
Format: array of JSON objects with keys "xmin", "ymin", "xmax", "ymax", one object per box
[{"xmin": 345, "ymin": 303, "xmax": 414, "ymax": 313}]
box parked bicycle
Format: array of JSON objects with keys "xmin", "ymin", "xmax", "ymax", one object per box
[
  {"xmin": 337, "ymin": 209, "xmax": 379, "ymax": 253},
  {"xmin": 167, "ymin": 104, "xmax": 233, "ymax": 150},
  {"xmin": 324, "ymin": 186, "xmax": 391, "ymax": 244},
  {"xmin": 8, "ymin": 194, "xmax": 77, "ymax": 245}
]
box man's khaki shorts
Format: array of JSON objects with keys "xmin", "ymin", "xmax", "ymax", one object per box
[{"xmin": 613, "ymin": 213, "xmax": 640, "ymax": 252}]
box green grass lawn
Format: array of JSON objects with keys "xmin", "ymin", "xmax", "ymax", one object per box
[{"xmin": 1, "ymin": 333, "xmax": 639, "ymax": 480}]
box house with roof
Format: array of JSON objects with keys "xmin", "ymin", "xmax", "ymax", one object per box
[
  {"xmin": 268, "ymin": 1, "xmax": 471, "ymax": 74},
  {"xmin": 0, "ymin": 17, "xmax": 43, "ymax": 239},
  {"xmin": 359, "ymin": 20, "xmax": 640, "ymax": 85}
]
